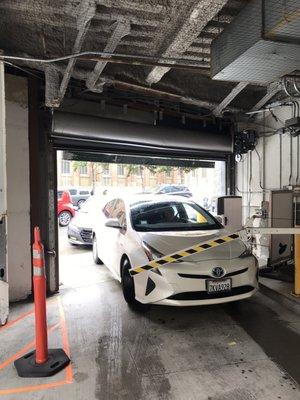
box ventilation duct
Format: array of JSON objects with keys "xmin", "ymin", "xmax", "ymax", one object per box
[
  {"xmin": 211, "ymin": 0, "xmax": 300, "ymax": 84},
  {"xmin": 51, "ymin": 112, "xmax": 233, "ymax": 158}
]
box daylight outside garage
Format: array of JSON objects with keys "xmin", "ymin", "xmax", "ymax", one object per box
[{"xmin": 57, "ymin": 151, "xmax": 226, "ymax": 290}]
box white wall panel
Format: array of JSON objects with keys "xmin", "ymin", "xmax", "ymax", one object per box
[{"xmin": 236, "ymin": 101, "xmax": 300, "ymax": 223}]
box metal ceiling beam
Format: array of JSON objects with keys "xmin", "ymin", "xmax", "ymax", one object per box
[
  {"xmin": 86, "ymin": 20, "xmax": 131, "ymax": 91},
  {"xmin": 42, "ymin": 63, "xmax": 241, "ymax": 114},
  {"xmin": 51, "ymin": 0, "xmax": 95, "ymax": 107},
  {"xmin": 251, "ymin": 82, "xmax": 282, "ymax": 111},
  {"xmin": 146, "ymin": 0, "xmax": 228, "ymax": 84},
  {"xmin": 213, "ymin": 82, "xmax": 248, "ymax": 116}
]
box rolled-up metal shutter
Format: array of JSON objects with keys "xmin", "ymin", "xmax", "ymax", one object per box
[{"xmin": 51, "ymin": 112, "xmax": 232, "ymax": 159}]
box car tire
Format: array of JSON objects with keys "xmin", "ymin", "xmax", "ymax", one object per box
[
  {"xmin": 77, "ymin": 199, "xmax": 86, "ymax": 208},
  {"xmin": 93, "ymin": 236, "xmax": 103, "ymax": 265},
  {"xmin": 121, "ymin": 258, "xmax": 150, "ymax": 311},
  {"xmin": 58, "ymin": 211, "xmax": 72, "ymax": 227}
]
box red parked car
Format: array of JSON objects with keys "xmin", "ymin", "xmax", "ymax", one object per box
[{"xmin": 57, "ymin": 191, "xmax": 75, "ymax": 226}]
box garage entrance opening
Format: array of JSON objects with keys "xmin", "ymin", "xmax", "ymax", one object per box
[{"xmin": 56, "ymin": 151, "xmax": 226, "ymax": 290}]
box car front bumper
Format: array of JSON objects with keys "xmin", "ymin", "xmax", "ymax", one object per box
[
  {"xmin": 134, "ymin": 256, "xmax": 258, "ymax": 306},
  {"xmin": 67, "ymin": 226, "xmax": 92, "ymax": 246}
]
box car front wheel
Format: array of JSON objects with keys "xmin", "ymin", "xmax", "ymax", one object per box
[
  {"xmin": 58, "ymin": 211, "xmax": 72, "ymax": 226},
  {"xmin": 121, "ymin": 258, "xmax": 149, "ymax": 311},
  {"xmin": 93, "ymin": 236, "xmax": 103, "ymax": 265},
  {"xmin": 77, "ymin": 199, "xmax": 86, "ymax": 208}
]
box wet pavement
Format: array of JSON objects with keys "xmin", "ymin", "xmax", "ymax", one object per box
[{"xmin": 0, "ymin": 227, "xmax": 299, "ymax": 399}]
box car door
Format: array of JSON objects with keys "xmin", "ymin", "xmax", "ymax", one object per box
[{"xmin": 97, "ymin": 199, "xmax": 117, "ymax": 270}]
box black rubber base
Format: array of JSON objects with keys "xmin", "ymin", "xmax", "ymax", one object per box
[{"xmin": 14, "ymin": 349, "xmax": 70, "ymax": 377}]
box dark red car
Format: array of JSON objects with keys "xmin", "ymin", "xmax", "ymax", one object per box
[{"xmin": 57, "ymin": 191, "xmax": 75, "ymax": 226}]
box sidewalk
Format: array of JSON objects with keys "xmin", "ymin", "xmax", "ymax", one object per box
[{"xmin": 259, "ymin": 277, "xmax": 300, "ymax": 315}]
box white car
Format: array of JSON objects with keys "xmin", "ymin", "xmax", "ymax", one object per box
[{"xmin": 93, "ymin": 196, "xmax": 258, "ymax": 307}]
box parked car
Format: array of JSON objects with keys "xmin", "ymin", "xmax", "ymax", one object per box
[
  {"xmin": 57, "ymin": 191, "xmax": 75, "ymax": 226},
  {"xmin": 68, "ymin": 196, "xmax": 102, "ymax": 246},
  {"xmin": 57, "ymin": 187, "xmax": 91, "ymax": 208},
  {"xmin": 153, "ymin": 184, "xmax": 192, "ymax": 198},
  {"xmin": 93, "ymin": 195, "xmax": 258, "ymax": 308}
]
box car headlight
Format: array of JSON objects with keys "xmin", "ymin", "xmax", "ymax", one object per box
[
  {"xmin": 141, "ymin": 241, "xmax": 164, "ymax": 275},
  {"xmin": 142, "ymin": 241, "xmax": 163, "ymax": 261},
  {"xmin": 68, "ymin": 223, "xmax": 80, "ymax": 232},
  {"xmin": 239, "ymin": 244, "xmax": 253, "ymax": 258}
]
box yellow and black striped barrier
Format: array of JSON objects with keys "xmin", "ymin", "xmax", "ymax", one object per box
[{"xmin": 129, "ymin": 233, "xmax": 240, "ymax": 276}]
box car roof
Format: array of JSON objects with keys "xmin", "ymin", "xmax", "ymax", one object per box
[{"xmin": 122, "ymin": 194, "xmax": 195, "ymax": 207}]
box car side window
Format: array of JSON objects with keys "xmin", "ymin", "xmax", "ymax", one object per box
[
  {"xmin": 103, "ymin": 199, "xmax": 117, "ymax": 218},
  {"xmin": 112, "ymin": 199, "xmax": 127, "ymax": 230},
  {"xmin": 69, "ymin": 189, "xmax": 77, "ymax": 195},
  {"xmin": 79, "ymin": 190, "xmax": 89, "ymax": 195}
]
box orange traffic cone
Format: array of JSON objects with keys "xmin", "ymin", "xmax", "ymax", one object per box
[{"xmin": 14, "ymin": 227, "xmax": 70, "ymax": 377}]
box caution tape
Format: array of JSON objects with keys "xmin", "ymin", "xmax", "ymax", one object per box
[{"xmin": 129, "ymin": 232, "xmax": 240, "ymax": 276}]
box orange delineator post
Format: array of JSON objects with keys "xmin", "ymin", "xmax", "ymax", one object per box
[
  {"xmin": 14, "ymin": 226, "xmax": 70, "ymax": 378},
  {"xmin": 32, "ymin": 226, "xmax": 48, "ymax": 364}
]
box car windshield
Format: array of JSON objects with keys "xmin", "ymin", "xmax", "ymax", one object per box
[{"xmin": 131, "ymin": 200, "xmax": 222, "ymax": 231}]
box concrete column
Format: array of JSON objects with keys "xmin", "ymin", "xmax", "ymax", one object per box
[
  {"xmin": 0, "ymin": 53, "xmax": 9, "ymax": 324},
  {"xmin": 5, "ymin": 74, "xmax": 31, "ymax": 301}
]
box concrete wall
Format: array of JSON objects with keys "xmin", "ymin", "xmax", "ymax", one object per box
[
  {"xmin": 5, "ymin": 74, "xmax": 31, "ymax": 301},
  {"xmin": 236, "ymin": 101, "xmax": 300, "ymax": 223}
]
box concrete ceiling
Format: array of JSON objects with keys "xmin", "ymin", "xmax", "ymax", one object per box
[{"xmin": 0, "ymin": 0, "xmax": 270, "ymax": 116}]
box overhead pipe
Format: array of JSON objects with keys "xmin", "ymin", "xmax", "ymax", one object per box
[
  {"xmin": 289, "ymin": 135, "xmax": 293, "ymax": 186},
  {"xmin": 0, "ymin": 51, "xmax": 210, "ymax": 72},
  {"xmin": 279, "ymin": 133, "xmax": 282, "ymax": 189},
  {"xmin": 297, "ymin": 135, "xmax": 300, "ymax": 186}
]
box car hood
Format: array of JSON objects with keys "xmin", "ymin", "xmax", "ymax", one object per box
[
  {"xmin": 138, "ymin": 229, "xmax": 246, "ymax": 261},
  {"xmin": 71, "ymin": 211, "xmax": 93, "ymax": 229}
]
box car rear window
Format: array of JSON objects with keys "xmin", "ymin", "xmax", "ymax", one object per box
[{"xmin": 131, "ymin": 201, "xmax": 222, "ymax": 232}]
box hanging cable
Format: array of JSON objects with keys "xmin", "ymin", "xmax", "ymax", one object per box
[{"xmin": 0, "ymin": 51, "xmax": 209, "ymax": 69}]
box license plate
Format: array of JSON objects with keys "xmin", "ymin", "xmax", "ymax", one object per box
[{"xmin": 206, "ymin": 278, "xmax": 232, "ymax": 294}]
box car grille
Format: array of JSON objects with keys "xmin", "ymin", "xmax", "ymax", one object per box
[
  {"xmin": 167, "ymin": 285, "xmax": 254, "ymax": 301},
  {"xmin": 80, "ymin": 229, "xmax": 92, "ymax": 243},
  {"xmin": 178, "ymin": 267, "xmax": 248, "ymax": 280}
]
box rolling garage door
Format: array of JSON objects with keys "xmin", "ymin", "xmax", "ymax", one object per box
[{"xmin": 51, "ymin": 112, "xmax": 233, "ymax": 160}]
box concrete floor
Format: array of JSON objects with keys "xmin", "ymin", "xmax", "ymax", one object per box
[{"xmin": 0, "ymin": 228, "xmax": 300, "ymax": 399}]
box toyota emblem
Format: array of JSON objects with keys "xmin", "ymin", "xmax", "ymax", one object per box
[{"xmin": 211, "ymin": 267, "xmax": 225, "ymax": 278}]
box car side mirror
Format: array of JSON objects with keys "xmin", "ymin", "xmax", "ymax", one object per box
[
  {"xmin": 216, "ymin": 215, "xmax": 223, "ymax": 225},
  {"xmin": 105, "ymin": 218, "xmax": 122, "ymax": 229}
]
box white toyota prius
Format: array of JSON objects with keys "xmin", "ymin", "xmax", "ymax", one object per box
[{"xmin": 93, "ymin": 195, "xmax": 258, "ymax": 307}]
